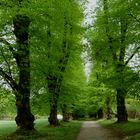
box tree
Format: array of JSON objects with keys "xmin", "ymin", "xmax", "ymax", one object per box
[
  {"xmin": 88, "ymin": 0, "xmax": 140, "ymax": 122},
  {"xmin": 58, "ymin": 49, "xmax": 87, "ymax": 121},
  {"xmin": 47, "ymin": 0, "xmax": 83, "ymax": 126},
  {"xmin": 0, "ymin": 1, "xmax": 35, "ymax": 130},
  {"xmin": 29, "ymin": 0, "xmax": 83, "ymax": 126},
  {"xmin": 13, "ymin": 14, "xmax": 35, "ymax": 130}
]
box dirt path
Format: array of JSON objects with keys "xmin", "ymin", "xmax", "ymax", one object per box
[{"xmin": 77, "ymin": 121, "xmax": 125, "ymax": 140}]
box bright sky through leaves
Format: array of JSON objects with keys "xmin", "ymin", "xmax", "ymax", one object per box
[{"xmin": 83, "ymin": 0, "xmax": 97, "ymax": 82}]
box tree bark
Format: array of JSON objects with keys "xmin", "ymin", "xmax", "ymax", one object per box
[
  {"xmin": 115, "ymin": 65, "xmax": 128, "ymax": 123},
  {"xmin": 47, "ymin": 17, "xmax": 71, "ymax": 126},
  {"xmin": 13, "ymin": 15, "xmax": 35, "ymax": 130},
  {"xmin": 116, "ymin": 12, "xmax": 128, "ymax": 123},
  {"xmin": 47, "ymin": 76, "xmax": 59, "ymax": 126},
  {"xmin": 116, "ymin": 63, "xmax": 128, "ymax": 123},
  {"xmin": 48, "ymin": 103, "xmax": 59, "ymax": 126},
  {"xmin": 15, "ymin": 96, "xmax": 35, "ymax": 130},
  {"xmin": 116, "ymin": 88, "xmax": 128, "ymax": 122},
  {"xmin": 103, "ymin": 0, "xmax": 128, "ymax": 123}
]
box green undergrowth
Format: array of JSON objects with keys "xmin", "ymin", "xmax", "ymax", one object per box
[
  {"xmin": 0, "ymin": 119, "xmax": 82, "ymax": 140},
  {"xmin": 98, "ymin": 119, "xmax": 140, "ymax": 140}
]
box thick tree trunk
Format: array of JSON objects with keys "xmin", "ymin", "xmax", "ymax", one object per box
[
  {"xmin": 48, "ymin": 103, "xmax": 59, "ymax": 126},
  {"xmin": 116, "ymin": 89, "xmax": 128, "ymax": 123},
  {"xmin": 47, "ymin": 17, "xmax": 71, "ymax": 126},
  {"xmin": 13, "ymin": 15, "xmax": 34, "ymax": 130},
  {"xmin": 116, "ymin": 63, "xmax": 128, "ymax": 123},
  {"xmin": 15, "ymin": 96, "xmax": 35, "ymax": 130},
  {"xmin": 47, "ymin": 76, "xmax": 59, "ymax": 126},
  {"xmin": 103, "ymin": 0, "xmax": 128, "ymax": 123}
]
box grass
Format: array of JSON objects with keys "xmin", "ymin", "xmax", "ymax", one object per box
[
  {"xmin": 98, "ymin": 119, "xmax": 140, "ymax": 140},
  {"xmin": 0, "ymin": 119, "xmax": 82, "ymax": 140},
  {"xmin": 0, "ymin": 120, "xmax": 16, "ymax": 136}
]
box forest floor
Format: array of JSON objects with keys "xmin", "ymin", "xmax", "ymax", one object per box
[{"xmin": 77, "ymin": 121, "xmax": 125, "ymax": 140}]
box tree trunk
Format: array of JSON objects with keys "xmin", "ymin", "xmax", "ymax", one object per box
[
  {"xmin": 116, "ymin": 63, "xmax": 128, "ymax": 123},
  {"xmin": 62, "ymin": 104, "xmax": 69, "ymax": 122},
  {"xmin": 103, "ymin": 0, "xmax": 128, "ymax": 123},
  {"xmin": 13, "ymin": 15, "xmax": 34, "ymax": 130},
  {"xmin": 15, "ymin": 96, "xmax": 35, "ymax": 130},
  {"xmin": 106, "ymin": 97, "xmax": 112, "ymax": 120},
  {"xmin": 47, "ymin": 76, "xmax": 59, "ymax": 126},
  {"xmin": 48, "ymin": 102, "xmax": 59, "ymax": 126},
  {"xmin": 47, "ymin": 17, "xmax": 71, "ymax": 126},
  {"xmin": 116, "ymin": 88, "xmax": 128, "ymax": 123},
  {"xmin": 97, "ymin": 108, "xmax": 103, "ymax": 119},
  {"xmin": 106, "ymin": 107, "xmax": 112, "ymax": 120}
]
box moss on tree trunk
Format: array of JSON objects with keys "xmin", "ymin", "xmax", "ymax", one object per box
[{"xmin": 13, "ymin": 15, "xmax": 35, "ymax": 131}]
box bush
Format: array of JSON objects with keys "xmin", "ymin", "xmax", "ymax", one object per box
[{"xmin": 72, "ymin": 106, "xmax": 87, "ymax": 119}]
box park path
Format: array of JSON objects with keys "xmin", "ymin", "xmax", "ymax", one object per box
[{"xmin": 77, "ymin": 121, "xmax": 125, "ymax": 140}]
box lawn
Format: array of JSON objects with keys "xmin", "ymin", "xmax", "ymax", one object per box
[
  {"xmin": 0, "ymin": 120, "xmax": 16, "ymax": 136},
  {"xmin": 0, "ymin": 119, "xmax": 82, "ymax": 140},
  {"xmin": 98, "ymin": 119, "xmax": 140, "ymax": 140}
]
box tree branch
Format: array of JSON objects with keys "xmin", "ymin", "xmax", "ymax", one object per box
[
  {"xmin": 103, "ymin": 0, "xmax": 118, "ymax": 63},
  {"xmin": 0, "ymin": 38, "xmax": 19, "ymax": 65},
  {"xmin": 0, "ymin": 48, "xmax": 12, "ymax": 76},
  {"xmin": 0, "ymin": 67, "xmax": 18, "ymax": 92},
  {"xmin": 128, "ymin": 13, "xmax": 140, "ymax": 24},
  {"xmin": 125, "ymin": 45, "xmax": 140, "ymax": 66}
]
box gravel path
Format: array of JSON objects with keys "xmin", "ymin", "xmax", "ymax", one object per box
[{"xmin": 77, "ymin": 121, "xmax": 125, "ymax": 140}]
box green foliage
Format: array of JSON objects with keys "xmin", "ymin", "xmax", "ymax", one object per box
[
  {"xmin": 26, "ymin": 0, "xmax": 85, "ymax": 120},
  {"xmin": 0, "ymin": 0, "xmax": 139, "ymax": 130},
  {"xmin": 126, "ymin": 98, "xmax": 140, "ymax": 119},
  {"xmin": 58, "ymin": 49, "xmax": 87, "ymax": 114},
  {"xmin": 31, "ymin": 90, "xmax": 49, "ymax": 116},
  {"xmin": 85, "ymin": 0, "xmax": 140, "ymax": 121},
  {"xmin": 88, "ymin": 0, "xmax": 140, "ymax": 89},
  {"xmin": 0, "ymin": 88, "xmax": 16, "ymax": 119},
  {"xmin": 0, "ymin": 0, "xmax": 85, "ymax": 120}
]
